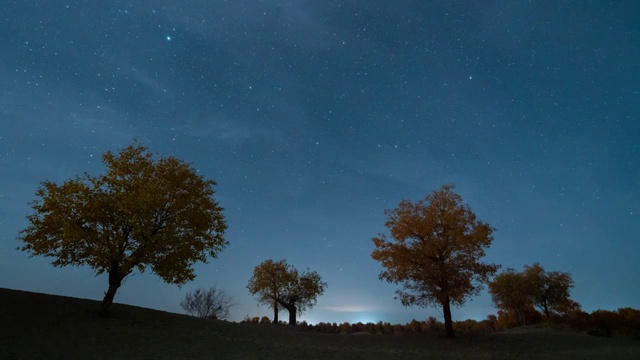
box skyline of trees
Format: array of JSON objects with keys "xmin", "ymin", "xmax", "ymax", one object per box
[
  {"xmin": 236, "ymin": 307, "xmax": 640, "ymax": 340},
  {"xmin": 16, "ymin": 144, "xmax": 601, "ymax": 331}
]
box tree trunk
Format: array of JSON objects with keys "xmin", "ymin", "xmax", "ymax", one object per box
[
  {"xmin": 543, "ymin": 300, "xmax": 551, "ymax": 325},
  {"xmin": 287, "ymin": 305, "xmax": 297, "ymax": 326},
  {"xmin": 98, "ymin": 262, "xmax": 124, "ymax": 317},
  {"xmin": 273, "ymin": 300, "xmax": 279, "ymax": 324},
  {"xmin": 442, "ymin": 297, "xmax": 454, "ymax": 338},
  {"xmin": 516, "ymin": 307, "xmax": 527, "ymax": 326},
  {"xmin": 99, "ymin": 282, "xmax": 120, "ymax": 317}
]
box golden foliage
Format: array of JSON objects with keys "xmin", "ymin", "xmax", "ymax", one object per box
[
  {"xmin": 247, "ymin": 259, "xmax": 327, "ymax": 325},
  {"xmin": 246, "ymin": 259, "xmax": 290, "ymax": 310},
  {"xmin": 19, "ymin": 145, "xmax": 227, "ymax": 313},
  {"xmin": 371, "ymin": 184, "xmax": 498, "ymax": 307},
  {"xmin": 371, "ymin": 184, "xmax": 499, "ymax": 336},
  {"xmin": 489, "ymin": 268, "xmax": 536, "ymax": 326},
  {"xmin": 489, "ymin": 263, "xmax": 578, "ymax": 325}
]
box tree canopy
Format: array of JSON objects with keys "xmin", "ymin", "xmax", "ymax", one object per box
[
  {"xmin": 371, "ymin": 184, "xmax": 499, "ymax": 337},
  {"xmin": 247, "ymin": 259, "xmax": 327, "ymax": 325},
  {"xmin": 490, "ymin": 263, "xmax": 578, "ymax": 325},
  {"xmin": 19, "ymin": 145, "xmax": 228, "ymax": 316},
  {"xmin": 524, "ymin": 263, "xmax": 578, "ymax": 321},
  {"xmin": 487, "ymin": 268, "xmax": 536, "ymax": 326},
  {"xmin": 246, "ymin": 259, "xmax": 288, "ymax": 323}
]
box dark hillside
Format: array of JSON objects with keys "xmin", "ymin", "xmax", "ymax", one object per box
[{"xmin": 1, "ymin": 288, "xmax": 639, "ymax": 359}]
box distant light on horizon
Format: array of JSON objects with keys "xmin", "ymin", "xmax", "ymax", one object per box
[{"xmin": 1, "ymin": 0, "xmax": 638, "ymax": 326}]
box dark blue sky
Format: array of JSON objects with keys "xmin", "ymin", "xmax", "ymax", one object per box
[{"xmin": 1, "ymin": 1, "xmax": 638, "ymax": 324}]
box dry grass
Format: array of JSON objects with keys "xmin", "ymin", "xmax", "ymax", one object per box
[{"xmin": 2, "ymin": 288, "xmax": 639, "ymax": 359}]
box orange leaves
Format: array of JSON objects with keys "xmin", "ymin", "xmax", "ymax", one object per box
[
  {"xmin": 18, "ymin": 145, "xmax": 227, "ymax": 287},
  {"xmin": 489, "ymin": 263, "xmax": 578, "ymax": 325},
  {"xmin": 371, "ymin": 184, "xmax": 500, "ymax": 337},
  {"xmin": 247, "ymin": 259, "xmax": 327, "ymax": 317},
  {"xmin": 371, "ymin": 184, "xmax": 500, "ymax": 308}
]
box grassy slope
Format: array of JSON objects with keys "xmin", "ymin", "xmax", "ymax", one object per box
[{"xmin": 1, "ymin": 288, "xmax": 639, "ymax": 360}]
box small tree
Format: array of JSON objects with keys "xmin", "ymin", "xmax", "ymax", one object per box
[
  {"xmin": 246, "ymin": 259, "xmax": 288, "ymax": 323},
  {"xmin": 524, "ymin": 263, "xmax": 577, "ymax": 323},
  {"xmin": 489, "ymin": 263, "xmax": 578, "ymax": 325},
  {"xmin": 180, "ymin": 286, "xmax": 234, "ymax": 320},
  {"xmin": 279, "ymin": 267, "xmax": 327, "ymax": 325},
  {"xmin": 488, "ymin": 268, "xmax": 535, "ymax": 326},
  {"xmin": 247, "ymin": 259, "xmax": 327, "ymax": 325},
  {"xmin": 18, "ymin": 145, "xmax": 228, "ymax": 316},
  {"xmin": 371, "ymin": 184, "xmax": 500, "ymax": 337}
]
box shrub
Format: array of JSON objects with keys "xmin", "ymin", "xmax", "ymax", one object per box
[
  {"xmin": 485, "ymin": 315, "xmax": 498, "ymax": 331},
  {"xmin": 427, "ymin": 316, "xmax": 442, "ymax": 333},
  {"xmin": 617, "ymin": 308, "xmax": 640, "ymax": 339},
  {"xmin": 496, "ymin": 307, "xmax": 542, "ymax": 330},
  {"xmin": 453, "ymin": 319, "xmax": 481, "ymax": 334},
  {"xmin": 339, "ymin": 322, "xmax": 352, "ymax": 334},
  {"xmin": 559, "ymin": 310, "xmax": 589, "ymax": 331},
  {"xmin": 409, "ymin": 319, "xmax": 422, "ymax": 333},
  {"xmin": 180, "ymin": 287, "xmax": 234, "ymax": 320}
]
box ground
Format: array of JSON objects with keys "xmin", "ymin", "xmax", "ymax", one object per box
[{"xmin": 1, "ymin": 288, "xmax": 639, "ymax": 359}]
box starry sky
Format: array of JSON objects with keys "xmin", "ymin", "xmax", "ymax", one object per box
[{"xmin": 1, "ymin": 1, "xmax": 639, "ymax": 325}]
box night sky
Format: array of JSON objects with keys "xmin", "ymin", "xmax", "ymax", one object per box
[{"xmin": 1, "ymin": 1, "xmax": 639, "ymax": 324}]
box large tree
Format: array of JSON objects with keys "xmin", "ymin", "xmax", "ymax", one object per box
[
  {"xmin": 247, "ymin": 259, "xmax": 327, "ymax": 325},
  {"xmin": 371, "ymin": 184, "xmax": 499, "ymax": 337},
  {"xmin": 18, "ymin": 145, "xmax": 228, "ymax": 316}
]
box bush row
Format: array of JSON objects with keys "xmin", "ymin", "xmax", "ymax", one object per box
[{"xmin": 240, "ymin": 307, "xmax": 640, "ymax": 340}]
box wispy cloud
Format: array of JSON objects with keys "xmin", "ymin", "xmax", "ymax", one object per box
[
  {"xmin": 177, "ymin": 115, "xmax": 283, "ymax": 143},
  {"xmin": 153, "ymin": 0, "xmax": 338, "ymax": 51},
  {"xmin": 0, "ymin": 69, "xmax": 136, "ymax": 144},
  {"xmin": 120, "ymin": 63, "xmax": 175, "ymax": 100}
]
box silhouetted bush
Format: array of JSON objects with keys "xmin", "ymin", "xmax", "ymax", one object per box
[
  {"xmin": 485, "ymin": 315, "xmax": 498, "ymax": 331},
  {"xmin": 180, "ymin": 287, "xmax": 234, "ymax": 320},
  {"xmin": 239, "ymin": 306, "xmax": 640, "ymax": 340},
  {"xmin": 408, "ymin": 319, "xmax": 421, "ymax": 333},
  {"xmin": 617, "ymin": 308, "xmax": 640, "ymax": 340},
  {"xmin": 585, "ymin": 309, "xmax": 640, "ymax": 339},
  {"xmin": 427, "ymin": 316, "xmax": 443, "ymax": 333},
  {"xmin": 339, "ymin": 322, "xmax": 352, "ymax": 334},
  {"xmin": 559, "ymin": 310, "xmax": 590, "ymax": 331},
  {"xmin": 351, "ymin": 322, "xmax": 363, "ymax": 333},
  {"xmin": 587, "ymin": 310, "xmax": 619, "ymax": 337},
  {"xmin": 496, "ymin": 307, "xmax": 542, "ymax": 330}
]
